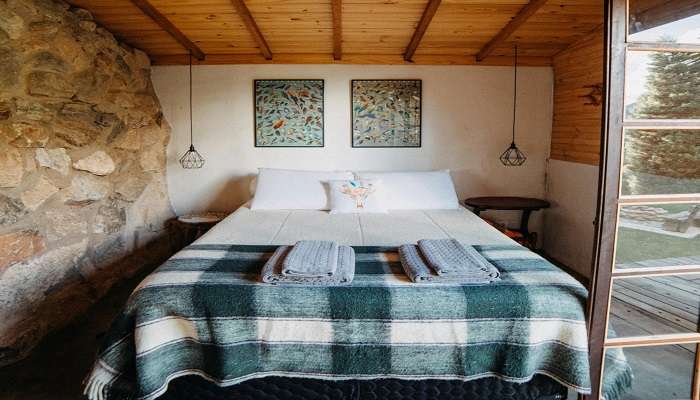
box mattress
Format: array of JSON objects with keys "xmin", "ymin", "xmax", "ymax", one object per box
[{"xmin": 197, "ymin": 205, "xmax": 513, "ymax": 247}]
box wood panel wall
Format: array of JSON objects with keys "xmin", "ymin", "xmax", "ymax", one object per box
[{"xmin": 550, "ymin": 27, "xmax": 604, "ymax": 165}]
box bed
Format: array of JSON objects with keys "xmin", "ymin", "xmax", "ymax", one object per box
[{"xmin": 85, "ymin": 204, "xmax": 631, "ymax": 400}]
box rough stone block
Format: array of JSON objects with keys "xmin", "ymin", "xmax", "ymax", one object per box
[
  {"xmin": 20, "ymin": 175, "xmax": 59, "ymax": 210},
  {"xmin": 0, "ymin": 230, "xmax": 45, "ymax": 270},
  {"xmin": 0, "ymin": 194, "xmax": 27, "ymax": 226},
  {"xmin": 68, "ymin": 174, "xmax": 111, "ymax": 203},
  {"xmin": 72, "ymin": 150, "xmax": 115, "ymax": 176},
  {"xmin": 26, "ymin": 71, "xmax": 76, "ymax": 99},
  {"xmin": 35, "ymin": 147, "xmax": 70, "ymax": 175},
  {"xmin": 0, "ymin": 147, "xmax": 23, "ymax": 188}
]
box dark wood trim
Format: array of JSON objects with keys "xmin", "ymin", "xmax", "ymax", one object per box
[
  {"xmin": 129, "ymin": 0, "xmax": 205, "ymax": 60},
  {"xmin": 403, "ymin": 0, "xmax": 442, "ymax": 62},
  {"xmin": 475, "ymin": 0, "xmax": 548, "ymax": 62},
  {"xmin": 331, "ymin": 0, "xmax": 342, "ymax": 60},
  {"xmin": 229, "ymin": 0, "xmax": 273, "ymax": 60},
  {"xmin": 586, "ymin": 0, "xmax": 625, "ymax": 398}
]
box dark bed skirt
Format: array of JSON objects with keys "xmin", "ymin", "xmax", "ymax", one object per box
[{"xmin": 159, "ymin": 375, "xmax": 568, "ymax": 400}]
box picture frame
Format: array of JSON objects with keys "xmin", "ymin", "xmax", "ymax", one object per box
[
  {"xmin": 254, "ymin": 79, "xmax": 324, "ymax": 147},
  {"xmin": 351, "ymin": 79, "xmax": 422, "ymax": 148}
]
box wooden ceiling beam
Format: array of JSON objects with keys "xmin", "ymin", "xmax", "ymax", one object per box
[
  {"xmin": 229, "ymin": 0, "xmax": 273, "ymax": 60},
  {"xmin": 404, "ymin": 0, "xmax": 442, "ymax": 62},
  {"xmin": 476, "ymin": 0, "xmax": 548, "ymax": 62},
  {"xmin": 331, "ymin": 0, "xmax": 342, "ymax": 60},
  {"xmin": 129, "ymin": 0, "xmax": 205, "ymax": 60}
]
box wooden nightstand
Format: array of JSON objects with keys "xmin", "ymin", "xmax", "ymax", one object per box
[
  {"xmin": 464, "ymin": 196, "xmax": 550, "ymax": 249},
  {"xmin": 172, "ymin": 213, "xmax": 226, "ymax": 248}
]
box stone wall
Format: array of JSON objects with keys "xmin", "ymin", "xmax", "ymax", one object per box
[{"xmin": 0, "ymin": 0, "xmax": 175, "ymax": 366}]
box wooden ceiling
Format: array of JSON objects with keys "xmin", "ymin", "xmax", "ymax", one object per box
[{"xmin": 65, "ymin": 0, "xmax": 603, "ymax": 66}]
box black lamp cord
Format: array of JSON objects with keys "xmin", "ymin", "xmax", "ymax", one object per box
[
  {"xmin": 189, "ymin": 51, "xmax": 194, "ymax": 150},
  {"xmin": 511, "ymin": 44, "xmax": 518, "ymax": 146}
]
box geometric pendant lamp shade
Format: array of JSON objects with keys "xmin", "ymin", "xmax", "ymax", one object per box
[
  {"xmin": 499, "ymin": 142, "xmax": 527, "ymax": 166},
  {"xmin": 179, "ymin": 144, "xmax": 205, "ymax": 169},
  {"xmin": 500, "ymin": 43, "xmax": 526, "ymax": 167},
  {"xmin": 179, "ymin": 51, "xmax": 205, "ymax": 169}
]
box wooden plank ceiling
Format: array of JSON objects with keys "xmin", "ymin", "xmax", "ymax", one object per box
[{"xmin": 65, "ymin": 0, "xmax": 603, "ymax": 65}]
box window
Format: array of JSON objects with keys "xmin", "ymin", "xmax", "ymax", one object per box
[{"xmin": 590, "ymin": 1, "xmax": 700, "ymax": 399}]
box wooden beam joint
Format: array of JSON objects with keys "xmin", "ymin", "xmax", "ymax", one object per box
[
  {"xmin": 129, "ymin": 0, "xmax": 205, "ymax": 60},
  {"xmin": 404, "ymin": 0, "xmax": 441, "ymax": 62},
  {"xmin": 229, "ymin": 0, "xmax": 273, "ymax": 60},
  {"xmin": 476, "ymin": 0, "xmax": 548, "ymax": 62}
]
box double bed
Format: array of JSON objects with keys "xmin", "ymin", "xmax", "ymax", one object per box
[{"xmin": 85, "ymin": 204, "xmax": 631, "ymax": 400}]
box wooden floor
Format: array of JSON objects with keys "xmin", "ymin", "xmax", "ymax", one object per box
[{"xmin": 609, "ymin": 274, "xmax": 699, "ymax": 399}]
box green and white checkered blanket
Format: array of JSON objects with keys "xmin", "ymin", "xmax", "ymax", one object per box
[{"xmin": 85, "ymin": 244, "xmax": 631, "ymax": 400}]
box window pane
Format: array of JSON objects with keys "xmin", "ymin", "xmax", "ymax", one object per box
[
  {"xmin": 615, "ymin": 203, "xmax": 700, "ymax": 269},
  {"xmin": 621, "ymin": 129, "xmax": 700, "ymax": 196},
  {"xmin": 625, "ymin": 51, "xmax": 700, "ymax": 120},
  {"xmin": 607, "ymin": 275, "xmax": 699, "ymax": 338},
  {"xmin": 628, "ymin": 0, "xmax": 700, "ymax": 44},
  {"xmin": 603, "ymin": 345, "xmax": 695, "ymax": 400}
]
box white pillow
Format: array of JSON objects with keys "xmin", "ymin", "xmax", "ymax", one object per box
[
  {"xmin": 250, "ymin": 168, "xmax": 353, "ymax": 210},
  {"xmin": 354, "ymin": 170, "xmax": 459, "ymax": 210},
  {"xmin": 327, "ymin": 179, "xmax": 388, "ymax": 214}
]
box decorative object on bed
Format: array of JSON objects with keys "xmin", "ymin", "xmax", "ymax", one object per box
[
  {"xmin": 351, "ymin": 79, "xmax": 421, "ymax": 147},
  {"xmin": 499, "ymin": 45, "xmax": 527, "ymax": 167},
  {"xmin": 398, "ymin": 243, "xmax": 499, "ymax": 283},
  {"xmin": 83, "ymin": 243, "xmax": 632, "ymax": 400},
  {"xmin": 282, "ymin": 240, "xmax": 339, "ymax": 278},
  {"xmin": 355, "ymin": 170, "xmax": 458, "ymax": 210},
  {"xmin": 250, "ymin": 168, "xmax": 353, "ymax": 210},
  {"xmin": 179, "ymin": 52, "xmax": 206, "ymax": 169},
  {"xmin": 327, "ymin": 179, "xmax": 387, "ymax": 213},
  {"xmin": 464, "ymin": 196, "xmax": 550, "ymax": 249},
  {"xmin": 417, "ymin": 239, "xmax": 500, "ymax": 279},
  {"xmin": 254, "ymin": 79, "xmax": 324, "ymax": 147},
  {"xmin": 262, "ymin": 244, "xmax": 355, "ymax": 285}
]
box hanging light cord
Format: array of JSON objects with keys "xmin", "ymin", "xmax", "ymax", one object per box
[
  {"xmin": 189, "ymin": 51, "xmax": 194, "ymax": 148},
  {"xmin": 511, "ymin": 44, "xmax": 518, "ymax": 145}
]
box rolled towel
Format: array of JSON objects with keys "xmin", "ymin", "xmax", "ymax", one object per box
[
  {"xmin": 399, "ymin": 244, "xmax": 499, "ymax": 284},
  {"xmin": 282, "ymin": 240, "xmax": 339, "ymax": 278},
  {"xmin": 418, "ymin": 238, "xmax": 496, "ymax": 277},
  {"xmin": 262, "ymin": 245, "xmax": 355, "ymax": 285}
]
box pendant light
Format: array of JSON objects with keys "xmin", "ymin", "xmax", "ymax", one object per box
[
  {"xmin": 499, "ymin": 44, "xmax": 526, "ymax": 167},
  {"xmin": 179, "ymin": 51, "xmax": 205, "ymax": 169}
]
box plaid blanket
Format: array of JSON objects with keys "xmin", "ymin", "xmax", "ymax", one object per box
[{"xmin": 85, "ymin": 244, "xmax": 631, "ymax": 400}]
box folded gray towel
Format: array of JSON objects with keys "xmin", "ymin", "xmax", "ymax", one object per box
[
  {"xmin": 399, "ymin": 244, "xmax": 500, "ymax": 284},
  {"xmin": 398, "ymin": 245, "xmax": 434, "ymax": 282},
  {"xmin": 418, "ymin": 238, "xmax": 495, "ymax": 277},
  {"xmin": 262, "ymin": 245, "xmax": 355, "ymax": 285},
  {"xmin": 282, "ymin": 240, "xmax": 339, "ymax": 278}
]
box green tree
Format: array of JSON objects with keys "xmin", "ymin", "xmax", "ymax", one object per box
[{"xmin": 623, "ymin": 49, "xmax": 700, "ymax": 195}]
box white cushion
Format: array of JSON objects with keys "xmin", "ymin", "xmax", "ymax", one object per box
[
  {"xmin": 327, "ymin": 179, "xmax": 388, "ymax": 214},
  {"xmin": 250, "ymin": 168, "xmax": 353, "ymax": 210},
  {"xmin": 354, "ymin": 170, "xmax": 459, "ymax": 210}
]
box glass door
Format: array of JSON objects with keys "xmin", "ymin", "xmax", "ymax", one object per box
[{"xmin": 589, "ymin": 0, "xmax": 700, "ymax": 399}]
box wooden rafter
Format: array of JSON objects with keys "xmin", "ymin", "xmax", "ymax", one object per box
[
  {"xmin": 476, "ymin": 0, "xmax": 548, "ymax": 62},
  {"xmin": 229, "ymin": 0, "xmax": 273, "ymax": 60},
  {"xmin": 331, "ymin": 0, "xmax": 342, "ymax": 60},
  {"xmin": 404, "ymin": 0, "xmax": 441, "ymax": 62},
  {"xmin": 129, "ymin": 0, "xmax": 205, "ymax": 60}
]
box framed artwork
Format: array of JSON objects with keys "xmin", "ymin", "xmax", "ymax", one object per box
[
  {"xmin": 254, "ymin": 79, "xmax": 324, "ymax": 147},
  {"xmin": 351, "ymin": 79, "xmax": 422, "ymax": 148}
]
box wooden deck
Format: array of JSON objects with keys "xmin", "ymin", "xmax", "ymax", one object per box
[{"xmin": 608, "ymin": 273, "xmax": 699, "ymax": 399}]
